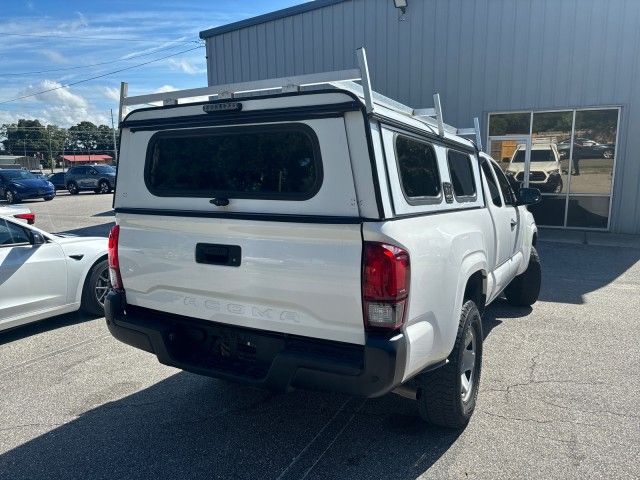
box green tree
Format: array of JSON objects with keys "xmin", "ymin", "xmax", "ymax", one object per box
[
  {"xmin": 68, "ymin": 121, "xmax": 99, "ymax": 153},
  {"xmin": 0, "ymin": 119, "xmax": 49, "ymax": 157}
]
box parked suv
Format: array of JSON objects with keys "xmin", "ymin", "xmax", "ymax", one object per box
[
  {"xmin": 65, "ymin": 165, "xmax": 116, "ymax": 195},
  {"xmin": 505, "ymin": 143, "xmax": 563, "ymax": 193},
  {"xmin": 105, "ymin": 81, "xmax": 541, "ymax": 428}
]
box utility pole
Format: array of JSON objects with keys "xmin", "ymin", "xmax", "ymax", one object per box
[
  {"xmin": 47, "ymin": 128, "xmax": 54, "ymax": 173},
  {"xmin": 62, "ymin": 136, "xmax": 66, "ymax": 173},
  {"xmin": 110, "ymin": 109, "xmax": 118, "ymax": 164}
]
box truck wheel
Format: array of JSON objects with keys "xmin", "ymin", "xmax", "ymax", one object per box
[
  {"xmin": 553, "ymin": 178, "xmax": 563, "ymax": 194},
  {"xmin": 81, "ymin": 259, "xmax": 110, "ymax": 316},
  {"xmin": 504, "ymin": 247, "xmax": 541, "ymax": 307},
  {"xmin": 416, "ymin": 300, "xmax": 483, "ymax": 428}
]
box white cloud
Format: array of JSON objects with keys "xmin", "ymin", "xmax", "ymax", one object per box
[
  {"xmin": 23, "ymin": 80, "xmax": 88, "ymax": 109},
  {"xmin": 41, "ymin": 49, "xmax": 71, "ymax": 65},
  {"xmin": 58, "ymin": 11, "xmax": 88, "ymax": 31},
  {"xmin": 168, "ymin": 58, "xmax": 206, "ymax": 75},
  {"xmin": 0, "ymin": 81, "xmax": 110, "ymax": 127},
  {"xmin": 153, "ymin": 85, "xmax": 176, "ymax": 94},
  {"xmin": 103, "ymin": 86, "xmax": 120, "ymax": 101}
]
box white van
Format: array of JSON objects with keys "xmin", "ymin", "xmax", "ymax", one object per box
[{"xmin": 105, "ymin": 57, "xmax": 541, "ymax": 428}]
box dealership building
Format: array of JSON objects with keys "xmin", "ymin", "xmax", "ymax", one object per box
[{"xmin": 200, "ymin": 0, "xmax": 640, "ymax": 233}]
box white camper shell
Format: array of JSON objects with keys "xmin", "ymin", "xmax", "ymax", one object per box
[{"xmin": 105, "ymin": 49, "xmax": 541, "ymax": 428}]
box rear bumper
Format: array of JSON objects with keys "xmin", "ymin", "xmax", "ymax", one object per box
[{"xmin": 105, "ymin": 291, "xmax": 406, "ymax": 398}]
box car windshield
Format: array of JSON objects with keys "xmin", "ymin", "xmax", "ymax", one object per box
[
  {"xmin": 512, "ymin": 149, "xmax": 555, "ymax": 163},
  {"xmin": 1, "ymin": 170, "xmax": 37, "ymax": 180},
  {"xmin": 93, "ymin": 165, "xmax": 115, "ymax": 173}
]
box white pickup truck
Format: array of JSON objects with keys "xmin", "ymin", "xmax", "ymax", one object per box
[{"xmin": 105, "ymin": 66, "xmax": 541, "ymax": 428}]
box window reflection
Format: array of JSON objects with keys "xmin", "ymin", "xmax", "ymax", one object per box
[
  {"xmin": 488, "ymin": 112, "xmax": 530, "ymax": 135},
  {"xmin": 487, "ymin": 107, "xmax": 618, "ymax": 229},
  {"xmin": 567, "ymin": 196, "xmax": 610, "ymax": 229},
  {"xmin": 532, "ymin": 111, "xmax": 572, "ymax": 194},
  {"xmin": 527, "ymin": 195, "xmax": 566, "ymax": 227},
  {"xmin": 569, "ymin": 109, "xmax": 617, "ymax": 195}
]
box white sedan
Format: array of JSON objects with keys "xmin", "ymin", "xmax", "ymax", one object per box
[
  {"xmin": 0, "ymin": 203, "xmax": 35, "ymax": 225},
  {"xmin": 0, "ymin": 215, "xmax": 110, "ymax": 332}
]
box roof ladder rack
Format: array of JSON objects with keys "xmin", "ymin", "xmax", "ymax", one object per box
[
  {"xmin": 117, "ymin": 49, "xmax": 372, "ymax": 123},
  {"xmin": 413, "ymin": 93, "xmax": 446, "ymax": 137},
  {"xmin": 456, "ymin": 117, "xmax": 483, "ymax": 151}
]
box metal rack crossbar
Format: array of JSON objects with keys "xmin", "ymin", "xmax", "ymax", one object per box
[{"xmin": 118, "ymin": 47, "xmax": 482, "ymax": 149}]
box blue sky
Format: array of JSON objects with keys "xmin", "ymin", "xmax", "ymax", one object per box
[{"xmin": 0, "ymin": 0, "xmax": 307, "ymax": 127}]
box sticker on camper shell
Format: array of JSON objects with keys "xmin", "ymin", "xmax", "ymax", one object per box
[
  {"xmin": 203, "ymin": 102, "xmax": 243, "ymax": 113},
  {"xmin": 443, "ymin": 182, "xmax": 454, "ymax": 203}
]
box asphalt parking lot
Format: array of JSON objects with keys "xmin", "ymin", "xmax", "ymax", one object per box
[
  {"xmin": 19, "ymin": 190, "xmax": 115, "ymax": 236},
  {"xmin": 1, "ymin": 195, "xmax": 639, "ymax": 479}
]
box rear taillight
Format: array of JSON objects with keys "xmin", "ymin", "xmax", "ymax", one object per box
[
  {"xmin": 14, "ymin": 213, "xmax": 35, "ymax": 225},
  {"xmin": 362, "ymin": 242, "xmax": 410, "ymax": 331},
  {"xmin": 108, "ymin": 225, "xmax": 124, "ymax": 290}
]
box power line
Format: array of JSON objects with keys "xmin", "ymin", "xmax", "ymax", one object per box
[
  {"xmin": 0, "ymin": 32, "xmax": 199, "ymax": 43},
  {"xmin": 0, "ymin": 42, "xmax": 202, "ymax": 77},
  {"xmin": 0, "ymin": 45, "xmax": 204, "ymax": 105}
]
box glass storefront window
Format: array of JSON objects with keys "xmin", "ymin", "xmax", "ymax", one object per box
[
  {"xmin": 487, "ymin": 107, "xmax": 619, "ymax": 230},
  {"xmin": 569, "ymin": 109, "xmax": 618, "ymax": 195},
  {"xmin": 528, "ymin": 195, "xmax": 567, "ymax": 227},
  {"xmin": 488, "ymin": 112, "xmax": 530, "ymax": 136},
  {"xmin": 566, "ymin": 195, "xmax": 610, "ymax": 229},
  {"xmin": 532, "ymin": 111, "xmax": 572, "ymax": 195}
]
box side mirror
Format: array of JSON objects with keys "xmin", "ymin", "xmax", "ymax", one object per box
[
  {"xmin": 516, "ymin": 187, "xmax": 542, "ymax": 206},
  {"xmin": 30, "ymin": 231, "xmax": 46, "ymax": 246}
]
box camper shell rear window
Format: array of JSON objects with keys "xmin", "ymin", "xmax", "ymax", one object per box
[{"xmin": 144, "ymin": 124, "xmax": 322, "ymax": 200}]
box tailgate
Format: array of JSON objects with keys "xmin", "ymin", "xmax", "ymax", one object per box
[{"xmin": 117, "ymin": 214, "xmax": 365, "ymax": 344}]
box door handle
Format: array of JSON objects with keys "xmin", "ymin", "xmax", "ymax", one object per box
[{"xmin": 510, "ymin": 219, "xmax": 518, "ymax": 229}]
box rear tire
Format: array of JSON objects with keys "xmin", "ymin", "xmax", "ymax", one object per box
[
  {"xmin": 416, "ymin": 300, "xmax": 483, "ymax": 428},
  {"xmin": 97, "ymin": 180, "xmax": 111, "ymax": 194},
  {"xmin": 81, "ymin": 259, "xmax": 110, "ymax": 316},
  {"xmin": 68, "ymin": 182, "xmax": 79, "ymax": 195},
  {"xmin": 504, "ymin": 247, "xmax": 541, "ymax": 307},
  {"xmin": 43, "ymin": 195, "xmax": 54, "ymax": 201},
  {"xmin": 5, "ymin": 190, "xmax": 18, "ymax": 204}
]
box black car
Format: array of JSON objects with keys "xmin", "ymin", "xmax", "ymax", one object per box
[
  {"xmin": 65, "ymin": 165, "xmax": 116, "ymax": 195},
  {"xmin": 557, "ymin": 137, "xmax": 615, "ymax": 159},
  {"xmin": 0, "ymin": 169, "xmax": 56, "ymax": 204},
  {"xmin": 47, "ymin": 172, "xmax": 67, "ymax": 191}
]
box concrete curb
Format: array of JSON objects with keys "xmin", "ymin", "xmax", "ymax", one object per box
[{"xmin": 538, "ymin": 228, "xmax": 640, "ymax": 249}]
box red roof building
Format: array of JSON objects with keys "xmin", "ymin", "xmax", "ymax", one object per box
[{"xmin": 59, "ymin": 154, "xmax": 113, "ymax": 165}]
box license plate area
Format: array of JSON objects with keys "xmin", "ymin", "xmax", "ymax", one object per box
[{"xmin": 166, "ymin": 322, "xmax": 285, "ymax": 380}]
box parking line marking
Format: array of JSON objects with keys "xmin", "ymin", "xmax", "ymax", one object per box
[
  {"xmin": 274, "ymin": 397, "xmax": 352, "ymax": 480},
  {"xmin": 0, "ymin": 334, "xmax": 110, "ymax": 377},
  {"xmin": 298, "ymin": 399, "xmax": 366, "ymax": 480}
]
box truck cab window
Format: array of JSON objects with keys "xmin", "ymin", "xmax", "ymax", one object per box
[{"xmin": 491, "ymin": 161, "xmax": 516, "ymax": 206}]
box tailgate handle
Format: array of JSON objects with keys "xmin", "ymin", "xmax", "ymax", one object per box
[{"xmin": 195, "ymin": 243, "xmax": 241, "ymax": 267}]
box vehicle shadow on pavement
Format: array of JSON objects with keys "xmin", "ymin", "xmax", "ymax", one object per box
[
  {"xmin": 0, "ymin": 371, "xmax": 462, "ymax": 480},
  {"xmin": 92, "ymin": 210, "xmax": 115, "ymax": 217},
  {"xmin": 481, "ymin": 299, "xmax": 532, "ymax": 340},
  {"xmin": 0, "ymin": 312, "xmax": 98, "ymax": 347},
  {"xmin": 58, "ymin": 221, "xmax": 114, "ymax": 237},
  {"xmin": 536, "ymin": 242, "xmax": 640, "ymax": 304}
]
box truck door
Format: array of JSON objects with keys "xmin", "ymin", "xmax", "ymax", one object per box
[{"xmin": 480, "ymin": 159, "xmax": 520, "ymax": 299}]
